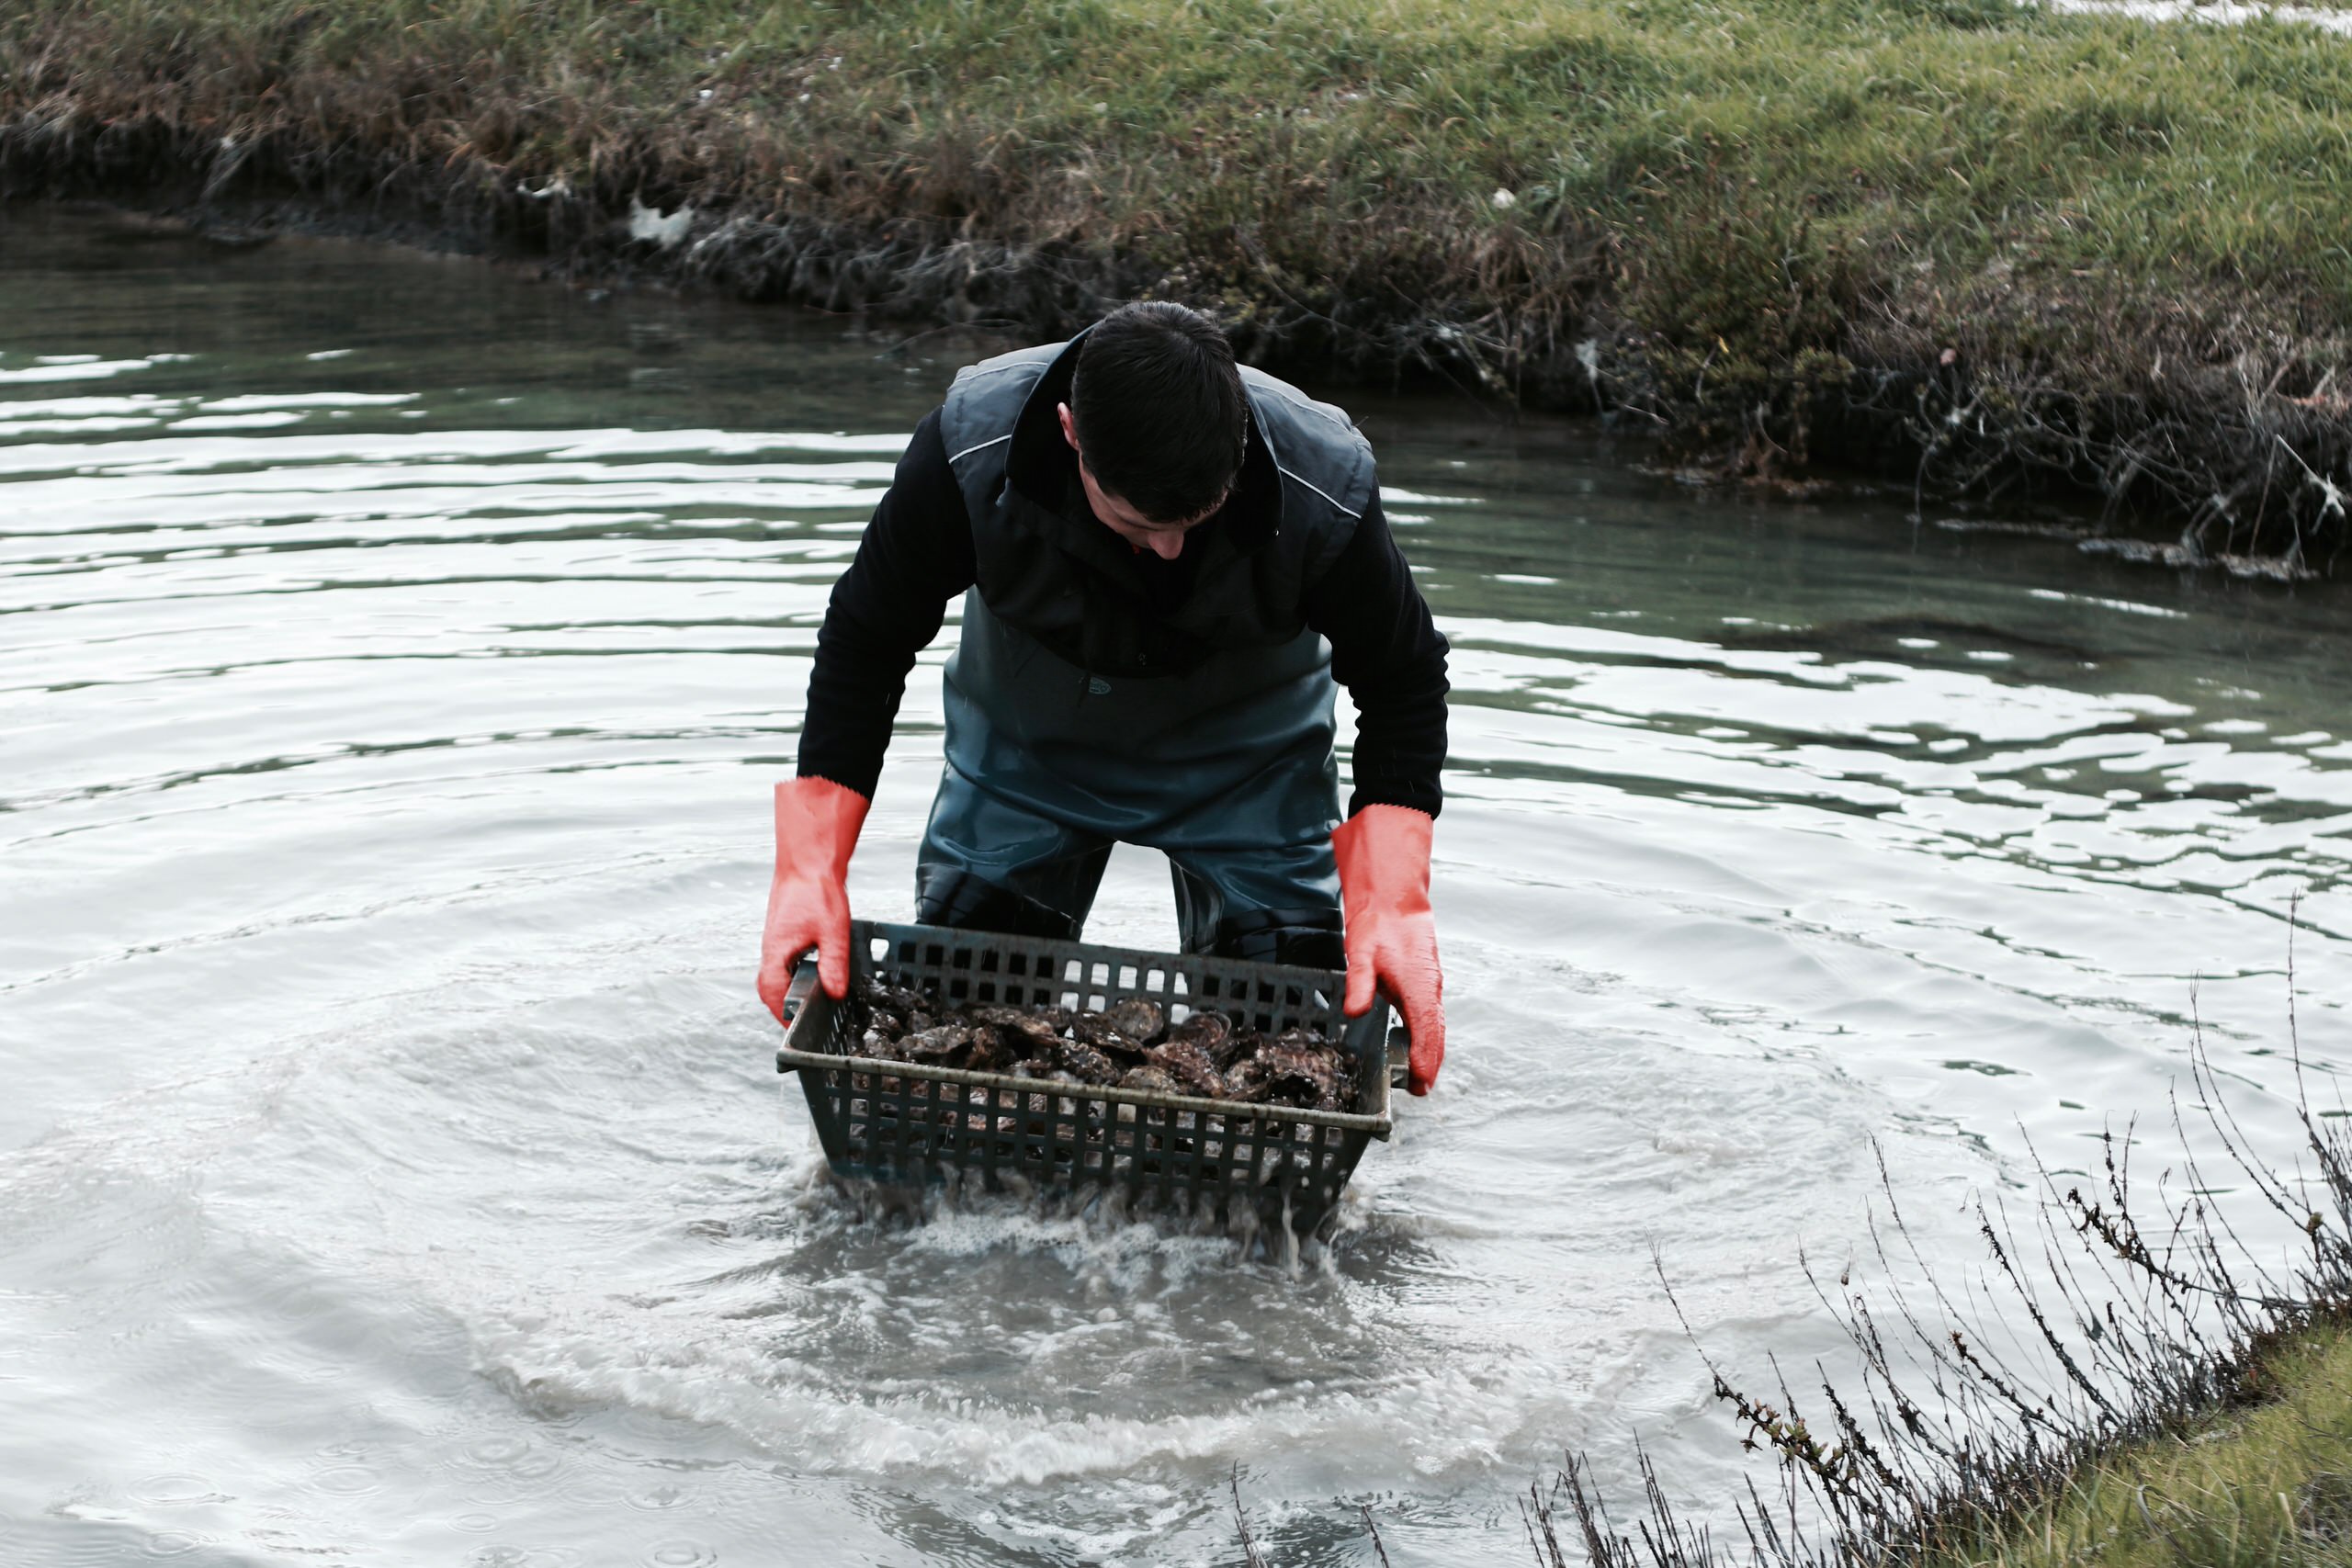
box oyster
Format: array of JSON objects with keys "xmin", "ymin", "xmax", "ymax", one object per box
[
  {"xmin": 903, "ymin": 1023, "xmax": 971, "ymax": 1063},
  {"xmin": 1257, "ymin": 1031, "xmax": 1351, "ymax": 1111},
  {"xmin": 1050, "ymin": 1036, "xmax": 1121, "ymax": 1086},
  {"xmin": 1103, "ymin": 997, "xmax": 1166, "ymax": 1044},
  {"xmin": 839, "ymin": 974, "xmax": 1354, "ymax": 1113},
  {"xmin": 956, "ymin": 1003, "xmax": 1057, "ymax": 1053},
  {"xmin": 1118, "ymin": 1064, "xmax": 1180, "ymax": 1094},
  {"xmin": 964, "ymin": 1024, "xmax": 1016, "ymax": 1075},
  {"xmin": 1216, "ymin": 1025, "xmax": 1266, "ymax": 1074},
  {"xmin": 1144, "ymin": 1039, "xmax": 1227, "ymax": 1099},
  {"xmin": 1068, "ymin": 1011, "xmax": 1148, "ymax": 1061},
  {"xmin": 1170, "ymin": 1009, "xmax": 1237, "ymax": 1062},
  {"xmin": 862, "ymin": 978, "xmax": 931, "ymax": 1018},
  {"xmin": 1012, "ymin": 1016, "xmax": 1064, "ymax": 1055},
  {"xmin": 1221, "ymin": 1055, "xmax": 1274, "ymax": 1105}
]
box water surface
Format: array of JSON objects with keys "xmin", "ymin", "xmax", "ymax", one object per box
[{"xmin": 3, "ymin": 206, "xmax": 2349, "ymax": 1567}]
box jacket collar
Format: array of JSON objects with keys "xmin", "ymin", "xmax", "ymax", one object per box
[{"xmin": 1002, "ymin": 332, "xmax": 1282, "ymax": 557}]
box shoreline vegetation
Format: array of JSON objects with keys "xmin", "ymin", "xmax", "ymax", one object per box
[
  {"xmin": 1525, "ymin": 1324, "xmax": 2352, "ymax": 1567},
  {"xmin": 1509, "ymin": 976, "xmax": 2352, "ymax": 1568},
  {"xmin": 6, "ymin": 0, "xmax": 2352, "ymax": 574},
  {"xmin": 1917, "ymin": 1320, "xmax": 2352, "ymax": 1566}
]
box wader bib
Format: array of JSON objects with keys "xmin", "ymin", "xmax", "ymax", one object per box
[{"xmin": 914, "ymin": 335, "xmax": 1376, "ymax": 965}]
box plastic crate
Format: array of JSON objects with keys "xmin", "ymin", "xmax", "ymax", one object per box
[{"xmin": 775, "ymin": 919, "xmax": 1396, "ymax": 1236}]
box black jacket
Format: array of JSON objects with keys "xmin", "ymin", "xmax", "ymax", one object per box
[{"xmin": 797, "ymin": 397, "xmax": 1450, "ymax": 818}]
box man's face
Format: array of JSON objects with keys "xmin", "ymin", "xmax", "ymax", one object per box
[{"xmin": 1057, "ymin": 401, "xmax": 1226, "ymax": 561}]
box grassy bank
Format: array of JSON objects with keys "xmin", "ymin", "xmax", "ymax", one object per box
[
  {"xmin": 1531, "ymin": 1317, "xmax": 2352, "ymax": 1567},
  {"xmin": 5, "ymin": 1, "xmax": 2349, "ymax": 554},
  {"xmin": 1921, "ymin": 1318, "xmax": 2352, "ymax": 1567}
]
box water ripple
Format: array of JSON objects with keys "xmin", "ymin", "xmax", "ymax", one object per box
[{"xmin": 4, "ymin": 205, "xmax": 2350, "ymax": 1568}]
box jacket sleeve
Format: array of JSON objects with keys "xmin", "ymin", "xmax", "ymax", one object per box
[
  {"xmin": 794, "ymin": 407, "xmax": 978, "ymax": 797},
  {"xmin": 1302, "ymin": 495, "xmax": 1451, "ymax": 818}
]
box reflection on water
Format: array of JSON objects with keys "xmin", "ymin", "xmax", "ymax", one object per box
[
  {"xmin": 2047, "ymin": 0, "xmax": 2352, "ymax": 37},
  {"xmin": 2, "ymin": 206, "xmax": 2348, "ymax": 1566}
]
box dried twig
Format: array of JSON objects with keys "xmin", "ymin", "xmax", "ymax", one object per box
[{"xmin": 1232, "ymin": 1463, "xmax": 1267, "ymax": 1568}]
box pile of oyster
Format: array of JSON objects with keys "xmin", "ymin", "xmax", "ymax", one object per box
[{"xmin": 849, "ymin": 979, "xmax": 1356, "ymax": 1113}]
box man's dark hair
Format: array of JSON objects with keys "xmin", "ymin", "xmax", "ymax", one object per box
[{"xmin": 1069, "ymin": 302, "xmax": 1248, "ymax": 523}]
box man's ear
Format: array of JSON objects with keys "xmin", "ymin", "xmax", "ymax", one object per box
[{"xmin": 1057, "ymin": 401, "xmax": 1080, "ymax": 453}]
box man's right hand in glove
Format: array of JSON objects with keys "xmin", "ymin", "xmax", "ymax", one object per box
[
  {"xmin": 1332, "ymin": 803, "xmax": 1446, "ymax": 1095},
  {"xmin": 756, "ymin": 776, "xmax": 871, "ymax": 1020}
]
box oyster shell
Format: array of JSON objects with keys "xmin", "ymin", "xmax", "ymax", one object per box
[
  {"xmin": 1257, "ymin": 1032, "xmax": 1350, "ymax": 1111},
  {"xmin": 1170, "ymin": 1009, "xmax": 1235, "ymax": 1061},
  {"xmin": 1144, "ymin": 1039, "xmax": 1227, "ymax": 1099},
  {"xmin": 964, "ymin": 1024, "xmax": 1015, "ymax": 1075},
  {"xmin": 1104, "ymin": 997, "xmax": 1166, "ymax": 1044},
  {"xmin": 1012, "ymin": 1015, "xmax": 1064, "ymax": 1054},
  {"xmin": 862, "ymin": 979, "xmax": 931, "ymax": 1018},
  {"xmin": 1215, "ymin": 1024, "xmax": 1265, "ymax": 1073},
  {"xmin": 903, "ymin": 1023, "xmax": 971, "ymax": 1062},
  {"xmin": 1069, "ymin": 1015, "xmax": 1153, "ymax": 1068},
  {"xmin": 1118, "ymin": 1064, "xmax": 1180, "ymax": 1094},
  {"xmin": 1051, "ymin": 1036, "xmax": 1121, "ymax": 1085},
  {"xmin": 1220, "ymin": 1056, "xmax": 1274, "ymax": 1104}
]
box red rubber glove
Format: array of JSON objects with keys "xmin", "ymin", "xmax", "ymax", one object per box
[
  {"xmin": 757, "ymin": 776, "xmax": 871, "ymax": 1020},
  {"xmin": 1331, "ymin": 804, "xmax": 1445, "ymax": 1096}
]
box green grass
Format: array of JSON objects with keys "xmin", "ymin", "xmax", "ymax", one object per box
[
  {"xmin": 14, "ymin": 0, "xmax": 2352, "ymax": 310},
  {"xmin": 7, "ymin": 0, "xmax": 2351, "ymax": 531},
  {"xmin": 1923, "ymin": 1320, "xmax": 2352, "ymax": 1567}
]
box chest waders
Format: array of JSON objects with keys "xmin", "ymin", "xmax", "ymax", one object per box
[{"xmin": 912, "ymin": 337, "xmax": 1376, "ymax": 968}]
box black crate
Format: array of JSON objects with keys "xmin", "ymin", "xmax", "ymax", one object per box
[{"xmin": 775, "ymin": 920, "xmax": 1395, "ymax": 1236}]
